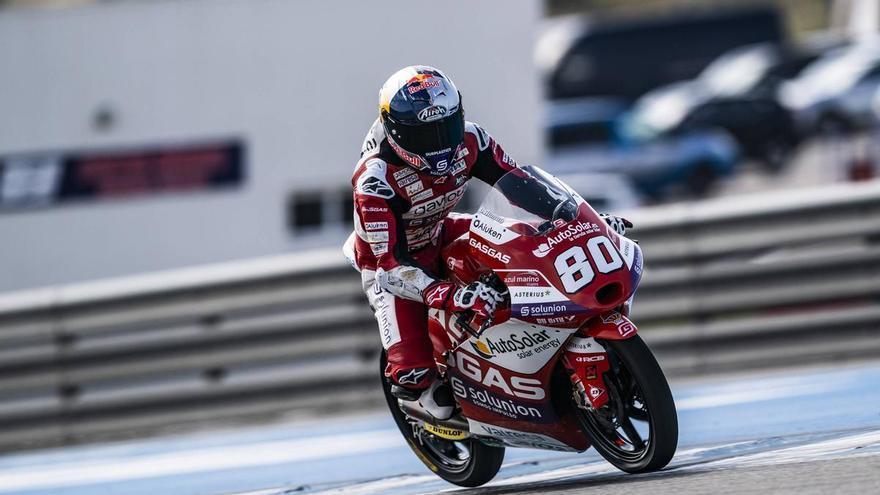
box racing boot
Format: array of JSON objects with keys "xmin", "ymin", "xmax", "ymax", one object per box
[
  {"xmin": 391, "ymin": 380, "xmax": 454, "ymax": 420},
  {"xmin": 418, "ymin": 379, "xmax": 455, "ymax": 420}
]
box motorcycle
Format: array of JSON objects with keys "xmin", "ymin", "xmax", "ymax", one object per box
[{"xmin": 380, "ymin": 165, "xmax": 678, "ymax": 486}]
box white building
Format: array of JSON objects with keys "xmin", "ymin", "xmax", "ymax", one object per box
[{"xmin": 0, "ymin": 0, "xmax": 542, "ymax": 291}]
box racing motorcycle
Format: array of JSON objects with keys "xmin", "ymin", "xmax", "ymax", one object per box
[{"xmin": 380, "ymin": 166, "xmax": 678, "ymax": 486}]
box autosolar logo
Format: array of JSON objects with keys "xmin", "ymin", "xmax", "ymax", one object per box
[
  {"xmin": 471, "ymin": 339, "xmax": 495, "ymax": 359},
  {"xmin": 532, "ymin": 222, "xmax": 600, "ymax": 257},
  {"xmin": 471, "ymin": 329, "xmax": 561, "ymax": 360}
]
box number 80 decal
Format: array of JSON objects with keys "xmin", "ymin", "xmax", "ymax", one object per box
[{"xmin": 553, "ymin": 236, "xmax": 624, "ymax": 293}]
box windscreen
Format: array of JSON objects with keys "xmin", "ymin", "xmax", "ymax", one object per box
[{"xmin": 477, "ymin": 166, "xmax": 582, "ymax": 237}]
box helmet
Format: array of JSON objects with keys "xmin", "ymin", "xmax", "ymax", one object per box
[{"xmin": 379, "ymin": 66, "xmax": 465, "ymax": 175}]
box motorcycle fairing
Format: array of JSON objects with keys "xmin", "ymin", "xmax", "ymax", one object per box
[
  {"xmin": 584, "ymin": 310, "xmax": 638, "ymax": 341},
  {"xmin": 445, "ymin": 347, "xmax": 591, "ymax": 451},
  {"xmin": 613, "ymin": 234, "xmax": 644, "ymax": 289},
  {"xmin": 463, "ymin": 320, "xmax": 573, "ymax": 374},
  {"xmin": 466, "ymin": 419, "xmax": 578, "ymax": 452},
  {"xmin": 563, "ymin": 335, "xmax": 613, "ymax": 409},
  {"xmin": 453, "ymin": 205, "xmax": 643, "ymax": 326},
  {"xmin": 496, "ymin": 268, "xmax": 593, "ymax": 327}
]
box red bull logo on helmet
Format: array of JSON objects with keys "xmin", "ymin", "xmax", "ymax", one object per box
[{"xmin": 407, "ymin": 75, "xmax": 441, "ymax": 94}]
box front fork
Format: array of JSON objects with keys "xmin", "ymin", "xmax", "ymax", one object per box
[{"xmin": 563, "ymin": 308, "xmax": 638, "ymax": 410}]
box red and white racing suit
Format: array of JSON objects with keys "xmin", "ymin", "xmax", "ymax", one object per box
[{"xmin": 346, "ymin": 119, "xmax": 518, "ymax": 390}]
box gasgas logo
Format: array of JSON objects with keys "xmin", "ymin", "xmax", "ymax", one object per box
[
  {"xmin": 532, "ymin": 221, "xmax": 600, "ymax": 257},
  {"xmin": 453, "ymin": 352, "xmax": 545, "ymax": 400},
  {"xmin": 468, "ymin": 238, "xmax": 510, "ymax": 263}
]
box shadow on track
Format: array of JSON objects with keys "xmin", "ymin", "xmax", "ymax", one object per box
[{"xmin": 443, "ymin": 427, "xmax": 880, "ymax": 495}]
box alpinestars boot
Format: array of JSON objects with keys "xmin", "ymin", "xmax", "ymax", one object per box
[{"xmin": 418, "ymin": 379, "xmax": 455, "ymax": 420}]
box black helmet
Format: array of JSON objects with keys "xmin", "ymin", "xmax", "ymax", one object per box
[{"xmin": 379, "ymin": 65, "xmax": 465, "ymax": 175}]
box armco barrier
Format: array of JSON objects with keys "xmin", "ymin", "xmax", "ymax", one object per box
[{"xmin": 1, "ymin": 180, "xmax": 879, "ymax": 451}]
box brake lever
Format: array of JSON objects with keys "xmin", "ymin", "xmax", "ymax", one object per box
[
  {"xmin": 454, "ymin": 311, "xmax": 492, "ymax": 339},
  {"xmin": 479, "ymin": 271, "xmax": 505, "ymax": 293},
  {"xmin": 455, "ymin": 272, "xmax": 507, "ymax": 340},
  {"xmin": 455, "ymin": 311, "xmax": 479, "ymax": 338}
]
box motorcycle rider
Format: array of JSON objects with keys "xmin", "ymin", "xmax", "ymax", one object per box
[{"xmin": 344, "ymin": 66, "xmax": 630, "ymax": 420}]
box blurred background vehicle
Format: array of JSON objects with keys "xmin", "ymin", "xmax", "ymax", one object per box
[
  {"xmin": 546, "ymin": 124, "xmax": 740, "ymax": 199},
  {"xmin": 626, "ymin": 38, "xmax": 842, "ymax": 170},
  {"xmin": 541, "ymin": 5, "xmax": 785, "ymax": 101},
  {"xmin": 781, "ymin": 39, "xmax": 880, "ymax": 135},
  {"xmin": 540, "ymin": 5, "xmax": 785, "ymax": 153},
  {"xmin": 545, "ymin": 97, "xmax": 628, "ymax": 148}
]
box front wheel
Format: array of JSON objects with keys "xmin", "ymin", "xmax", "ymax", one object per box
[
  {"xmin": 380, "ymin": 352, "xmax": 505, "ymax": 487},
  {"xmin": 574, "ymin": 335, "xmax": 678, "ymax": 473}
]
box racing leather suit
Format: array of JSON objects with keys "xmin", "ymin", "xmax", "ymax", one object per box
[{"xmin": 348, "ymin": 118, "xmax": 517, "ymax": 390}]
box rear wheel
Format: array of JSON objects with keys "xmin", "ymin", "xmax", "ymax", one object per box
[
  {"xmin": 380, "ymin": 352, "xmax": 505, "ymax": 487},
  {"xmin": 574, "ymin": 335, "xmax": 678, "ymax": 473}
]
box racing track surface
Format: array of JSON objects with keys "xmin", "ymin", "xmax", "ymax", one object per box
[{"xmin": 1, "ymin": 361, "xmax": 879, "ymax": 495}]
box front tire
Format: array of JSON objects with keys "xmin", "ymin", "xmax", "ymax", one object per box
[
  {"xmin": 574, "ymin": 335, "xmax": 678, "ymax": 473},
  {"xmin": 380, "ymin": 352, "xmax": 505, "ymax": 487}
]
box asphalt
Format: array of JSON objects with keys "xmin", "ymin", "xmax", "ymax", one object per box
[
  {"xmin": 478, "ymin": 455, "xmax": 880, "ymax": 495},
  {"xmin": 1, "ymin": 361, "xmax": 879, "ymax": 495}
]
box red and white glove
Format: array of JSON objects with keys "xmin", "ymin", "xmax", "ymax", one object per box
[{"xmin": 424, "ymin": 281, "xmax": 509, "ymax": 328}]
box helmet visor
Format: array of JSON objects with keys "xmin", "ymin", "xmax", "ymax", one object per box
[{"xmin": 387, "ymin": 111, "xmax": 465, "ymax": 157}]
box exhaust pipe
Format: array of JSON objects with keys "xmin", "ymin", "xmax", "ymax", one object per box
[{"xmin": 398, "ymin": 399, "xmax": 470, "ymax": 432}]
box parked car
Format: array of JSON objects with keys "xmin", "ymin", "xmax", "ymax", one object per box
[
  {"xmin": 780, "ymin": 40, "xmax": 880, "ymax": 135},
  {"xmin": 626, "ymin": 40, "xmax": 838, "ymax": 169},
  {"xmin": 539, "ymin": 6, "xmax": 784, "ymax": 154},
  {"xmin": 545, "ymin": 123, "xmax": 740, "ymax": 200},
  {"xmin": 545, "ymin": 97, "xmax": 629, "ymax": 148},
  {"xmin": 541, "ymin": 6, "xmax": 784, "ymax": 101}
]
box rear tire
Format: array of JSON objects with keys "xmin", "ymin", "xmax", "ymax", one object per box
[
  {"xmin": 380, "ymin": 352, "xmax": 505, "ymax": 487},
  {"xmin": 574, "ymin": 335, "xmax": 678, "ymax": 473}
]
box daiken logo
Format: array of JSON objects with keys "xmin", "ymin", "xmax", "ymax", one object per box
[{"xmin": 472, "ymin": 218, "xmax": 503, "ymax": 240}]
